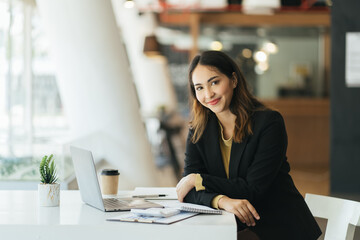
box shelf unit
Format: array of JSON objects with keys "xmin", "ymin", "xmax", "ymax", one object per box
[{"xmin": 157, "ymin": 10, "xmax": 330, "ymax": 60}]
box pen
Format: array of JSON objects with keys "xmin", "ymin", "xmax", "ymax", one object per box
[{"xmin": 133, "ymin": 194, "xmax": 167, "ymax": 198}]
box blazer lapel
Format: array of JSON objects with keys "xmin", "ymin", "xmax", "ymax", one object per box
[
  {"xmin": 203, "ymin": 114, "xmax": 227, "ymax": 178},
  {"xmin": 229, "ymin": 136, "xmax": 248, "ymax": 178}
]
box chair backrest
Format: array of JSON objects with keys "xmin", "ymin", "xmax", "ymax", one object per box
[{"xmin": 305, "ymin": 193, "xmax": 360, "ymax": 240}]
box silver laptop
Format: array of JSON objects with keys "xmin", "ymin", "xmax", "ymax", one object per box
[{"xmin": 70, "ymin": 146, "xmax": 163, "ymax": 212}]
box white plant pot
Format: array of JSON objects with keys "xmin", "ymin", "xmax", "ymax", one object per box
[{"xmin": 38, "ymin": 183, "xmax": 60, "ymax": 207}]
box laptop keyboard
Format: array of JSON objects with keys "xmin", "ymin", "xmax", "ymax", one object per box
[{"xmin": 103, "ymin": 198, "xmax": 129, "ymax": 210}]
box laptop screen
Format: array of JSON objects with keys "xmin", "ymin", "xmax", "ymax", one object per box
[{"xmin": 70, "ymin": 146, "xmax": 105, "ymax": 211}]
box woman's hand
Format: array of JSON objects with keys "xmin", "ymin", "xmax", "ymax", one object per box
[
  {"xmin": 218, "ymin": 196, "xmax": 260, "ymax": 227},
  {"xmin": 176, "ymin": 174, "xmax": 196, "ymax": 202}
]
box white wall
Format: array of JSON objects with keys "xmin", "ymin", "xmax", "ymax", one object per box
[
  {"xmin": 36, "ymin": 0, "xmax": 161, "ymax": 189},
  {"xmin": 111, "ymin": 1, "xmax": 178, "ymax": 115}
]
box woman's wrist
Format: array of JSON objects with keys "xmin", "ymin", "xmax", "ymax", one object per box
[{"xmin": 217, "ymin": 195, "xmax": 229, "ymax": 210}]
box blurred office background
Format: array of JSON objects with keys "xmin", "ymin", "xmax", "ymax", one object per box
[{"xmin": 0, "ymin": 0, "xmax": 359, "ymax": 200}]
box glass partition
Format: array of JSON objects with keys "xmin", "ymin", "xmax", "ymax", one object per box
[{"xmin": 0, "ymin": 0, "xmax": 70, "ymax": 183}]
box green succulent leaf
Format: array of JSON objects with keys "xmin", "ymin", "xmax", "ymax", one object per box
[{"xmin": 39, "ymin": 154, "xmax": 58, "ymax": 184}]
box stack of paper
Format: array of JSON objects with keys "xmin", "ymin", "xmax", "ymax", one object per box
[{"xmin": 107, "ymin": 212, "xmax": 198, "ymax": 224}]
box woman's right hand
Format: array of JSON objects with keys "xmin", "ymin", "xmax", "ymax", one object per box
[{"xmin": 218, "ymin": 196, "xmax": 260, "ymax": 227}]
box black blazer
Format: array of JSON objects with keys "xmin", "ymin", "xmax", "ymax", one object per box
[{"xmin": 183, "ymin": 110, "xmax": 321, "ymax": 240}]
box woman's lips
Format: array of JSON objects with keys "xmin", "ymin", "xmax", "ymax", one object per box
[{"xmin": 207, "ymin": 98, "xmax": 220, "ymax": 106}]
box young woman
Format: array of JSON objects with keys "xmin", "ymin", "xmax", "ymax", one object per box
[{"xmin": 176, "ymin": 51, "xmax": 321, "ymax": 239}]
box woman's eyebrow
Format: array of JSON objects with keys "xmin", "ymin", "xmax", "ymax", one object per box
[{"xmin": 194, "ymin": 76, "xmax": 219, "ymax": 86}]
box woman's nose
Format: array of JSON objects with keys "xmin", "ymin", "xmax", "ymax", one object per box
[{"xmin": 204, "ymin": 88, "xmax": 214, "ymax": 99}]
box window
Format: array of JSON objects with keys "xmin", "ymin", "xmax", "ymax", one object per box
[{"xmin": 0, "ymin": 0, "xmax": 69, "ymax": 183}]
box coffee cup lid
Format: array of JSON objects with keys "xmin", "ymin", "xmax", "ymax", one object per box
[{"xmin": 101, "ymin": 169, "xmax": 120, "ymax": 176}]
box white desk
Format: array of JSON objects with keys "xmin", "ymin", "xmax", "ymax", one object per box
[{"xmin": 0, "ymin": 190, "xmax": 236, "ymax": 240}]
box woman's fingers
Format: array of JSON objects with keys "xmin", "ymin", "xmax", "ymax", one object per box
[
  {"xmin": 176, "ymin": 178, "xmax": 186, "ymax": 202},
  {"xmin": 240, "ymin": 206, "xmax": 255, "ymax": 226},
  {"xmin": 246, "ymin": 202, "xmax": 260, "ymax": 220},
  {"xmin": 176, "ymin": 191, "xmax": 183, "ymax": 202},
  {"xmin": 176, "ymin": 174, "xmax": 196, "ymax": 202},
  {"xmin": 238, "ymin": 207, "xmax": 254, "ymax": 226},
  {"xmin": 214, "ymin": 197, "xmax": 260, "ymax": 226},
  {"xmin": 176, "ymin": 188, "xmax": 185, "ymax": 202},
  {"xmin": 222, "ymin": 199, "xmax": 259, "ymax": 226},
  {"xmin": 233, "ymin": 209, "xmax": 246, "ymax": 224},
  {"xmin": 176, "ymin": 187, "xmax": 186, "ymax": 202}
]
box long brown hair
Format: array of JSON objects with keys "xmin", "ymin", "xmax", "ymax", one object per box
[{"xmin": 188, "ymin": 51, "xmax": 267, "ymax": 143}]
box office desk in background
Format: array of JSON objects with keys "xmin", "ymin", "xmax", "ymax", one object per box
[{"xmin": 0, "ymin": 190, "xmax": 237, "ymax": 240}]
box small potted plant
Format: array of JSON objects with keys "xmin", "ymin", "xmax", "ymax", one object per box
[{"xmin": 38, "ymin": 154, "xmax": 60, "ymax": 207}]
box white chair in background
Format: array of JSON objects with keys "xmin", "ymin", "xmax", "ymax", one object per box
[{"xmin": 305, "ymin": 193, "xmax": 360, "ymax": 240}]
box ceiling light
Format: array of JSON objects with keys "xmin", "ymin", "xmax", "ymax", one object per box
[
  {"xmin": 210, "ymin": 41, "xmax": 223, "ymax": 51},
  {"xmin": 124, "ymin": 0, "xmax": 135, "ymax": 9},
  {"xmin": 254, "ymin": 50, "xmax": 268, "ymax": 63},
  {"xmin": 242, "ymin": 48, "xmax": 252, "ymax": 59},
  {"xmin": 264, "ymin": 42, "xmax": 278, "ymax": 54}
]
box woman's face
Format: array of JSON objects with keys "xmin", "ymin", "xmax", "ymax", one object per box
[{"xmin": 192, "ymin": 64, "xmax": 236, "ymax": 115}]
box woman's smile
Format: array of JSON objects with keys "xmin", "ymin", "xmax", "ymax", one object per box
[{"xmin": 207, "ymin": 98, "xmax": 221, "ymax": 106}]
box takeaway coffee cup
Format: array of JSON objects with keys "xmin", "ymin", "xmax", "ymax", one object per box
[{"xmin": 100, "ymin": 169, "xmax": 120, "ymax": 195}]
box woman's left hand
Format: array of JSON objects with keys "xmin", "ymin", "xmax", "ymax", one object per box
[{"xmin": 176, "ymin": 174, "xmax": 196, "ymax": 202}]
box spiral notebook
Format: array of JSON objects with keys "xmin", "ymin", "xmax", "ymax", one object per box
[
  {"xmin": 159, "ymin": 201, "xmax": 222, "ymax": 215},
  {"xmin": 176, "ymin": 202, "xmax": 222, "ymax": 214}
]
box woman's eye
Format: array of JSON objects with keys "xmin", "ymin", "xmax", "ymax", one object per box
[
  {"xmin": 211, "ymin": 80, "xmax": 219, "ymax": 86},
  {"xmin": 196, "ymin": 86, "xmax": 203, "ymax": 91}
]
